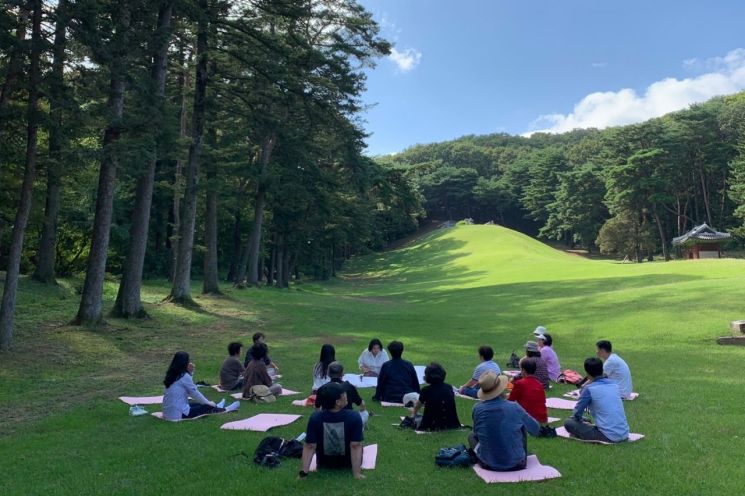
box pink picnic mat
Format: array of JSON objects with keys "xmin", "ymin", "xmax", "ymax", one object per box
[
  {"xmin": 151, "ymin": 410, "xmax": 231, "ymax": 422},
  {"xmin": 220, "ymin": 413, "xmax": 302, "ymax": 432},
  {"xmin": 380, "ymin": 401, "xmax": 405, "ymax": 407},
  {"xmin": 119, "ymin": 395, "xmax": 163, "ymax": 405},
  {"xmin": 309, "ymin": 444, "xmax": 378, "ymax": 471},
  {"xmin": 555, "ymin": 426, "xmax": 645, "ymax": 444},
  {"xmin": 563, "ymin": 390, "xmax": 639, "ymax": 401},
  {"xmin": 473, "ymin": 455, "xmax": 561, "ymax": 483},
  {"xmin": 546, "ymin": 397, "xmax": 577, "ymax": 410},
  {"xmin": 230, "ymin": 388, "xmax": 301, "ymax": 400}
]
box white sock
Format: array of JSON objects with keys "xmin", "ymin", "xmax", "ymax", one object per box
[{"xmin": 225, "ymin": 401, "xmax": 240, "ymax": 412}]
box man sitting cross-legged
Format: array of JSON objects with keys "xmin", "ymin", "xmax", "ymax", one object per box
[
  {"xmin": 373, "ymin": 340, "xmax": 420, "ymax": 404},
  {"xmin": 219, "ymin": 341, "xmax": 245, "ymax": 391},
  {"xmin": 458, "ymin": 345, "xmax": 501, "ymax": 398},
  {"xmin": 596, "ymin": 340, "xmax": 633, "ymax": 399},
  {"xmin": 564, "ymin": 357, "xmax": 629, "ymax": 443},
  {"xmin": 299, "ymin": 382, "xmax": 365, "ymax": 480},
  {"xmin": 315, "ymin": 362, "xmax": 369, "ymax": 426},
  {"xmin": 508, "ymin": 357, "xmax": 548, "ymax": 424},
  {"xmin": 242, "ymin": 343, "xmax": 283, "ymax": 397}
]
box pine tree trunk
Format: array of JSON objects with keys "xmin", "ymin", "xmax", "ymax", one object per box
[
  {"xmin": 33, "ymin": 0, "xmax": 68, "ymax": 284},
  {"xmin": 652, "ymin": 205, "xmax": 670, "ymax": 261},
  {"xmin": 247, "ymin": 133, "xmax": 276, "ymax": 286},
  {"xmin": 0, "ymin": 0, "xmax": 42, "ymax": 350},
  {"xmin": 202, "ymin": 130, "xmax": 220, "ymax": 295},
  {"xmin": 73, "ymin": 3, "xmax": 131, "ymax": 326},
  {"xmin": 112, "ymin": 1, "xmax": 174, "ymax": 317},
  {"xmin": 0, "ymin": 6, "xmax": 28, "ymax": 129},
  {"xmin": 226, "ymin": 205, "xmax": 242, "ymax": 282},
  {"xmin": 281, "ymin": 246, "xmax": 290, "ymax": 288},
  {"xmin": 275, "ymin": 237, "xmax": 284, "ymax": 288},
  {"xmin": 267, "ymin": 234, "xmax": 276, "ymax": 287},
  {"xmin": 168, "ymin": 0, "xmax": 209, "ymax": 303}
]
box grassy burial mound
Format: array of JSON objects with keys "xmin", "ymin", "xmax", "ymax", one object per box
[{"xmin": 2, "ymin": 225, "xmax": 745, "ymax": 495}]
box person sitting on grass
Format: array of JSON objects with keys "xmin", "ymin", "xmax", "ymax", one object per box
[
  {"xmin": 469, "ymin": 371, "xmax": 540, "ymax": 471},
  {"xmin": 162, "ymin": 351, "xmax": 239, "ymax": 420},
  {"xmin": 409, "ymin": 362, "xmax": 461, "ymax": 431},
  {"xmin": 315, "ymin": 362, "xmax": 369, "ymax": 426},
  {"xmin": 373, "ymin": 340, "xmax": 420, "ymax": 403},
  {"xmin": 458, "ymin": 345, "xmax": 501, "ymax": 398},
  {"xmin": 564, "ymin": 357, "xmax": 629, "ymax": 443},
  {"xmin": 242, "ymin": 343, "xmax": 283, "ymax": 397},
  {"xmin": 243, "ymin": 332, "xmax": 280, "ymax": 375},
  {"xmin": 596, "ymin": 340, "xmax": 634, "ymax": 399},
  {"xmin": 512, "ymin": 341, "xmax": 550, "ymax": 390},
  {"xmin": 535, "ymin": 332, "xmax": 561, "ymax": 382},
  {"xmin": 312, "ymin": 344, "xmax": 336, "ymax": 393},
  {"xmin": 508, "ymin": 358, "xmax": 548, "ymax": 424},
  {"xmin": 358, "ymin": 338, "xmax": 389, "ymax": 377},
  {"xmin": 299, "ymin": 382, "xmax": 365, "ymax": 480},
  {"xmin": 219, "ymin": 341, "xmax": 245, "ymax": 391}
]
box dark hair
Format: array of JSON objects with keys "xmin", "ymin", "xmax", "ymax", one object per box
[
  {"xmin": 252, "ymin": 332, "xmax": 265, "ymax": 343},
  {"xmin": 313, "ymin": 344, "xmax": 336, "ymax": 379},
  {"xmin": 596, "ymin": 340, "xmax": 612, "ymax": 353},
  {"xmin": 228, "ymin": 342, "xmax": 242, "ymax": 356},
  {"xmin": 251, "ymin": 342, "xmax": 268, "ymax": 360},
  {"xmin": 526, "ymin": 350, "xmax": 541, "ymax": 358},
  {"xmin": 328, "ymin": 361, "xmax": 344, "ymax": 378},
  {"xmin": 541, "ymin": 333, "xmax": 553, "ymax": 347},
  {"xmin": 478, "ymin": 346, "xmax": 494, "ymax": 361},
  {"xmin": 521, "ymin": 357, "xmax": 537, "ymax": 375},
  {"xmin": 584, "ymin": 357, "xmax": 604, "ymax": 378},
  {"xmin": 424, "ymin": 362, "xmax": 446, "ymax": 385},
  {"xmin": 368, "ymin": 338, "xmax": 383, "ymax": 352},
  {"xmin": 320, "ymin": 382, "xmax": 346, "ymax": 410},
  {"xmin": 388, "ymin": 340, "xmax": 404, "ymax": 359},
  {"xmin": 164, "ymin": 351, "xmax": 190, "ymax": 388}
]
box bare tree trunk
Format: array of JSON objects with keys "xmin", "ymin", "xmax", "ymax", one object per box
[
  {"xmin": 266, "ymin": 233, "xmax": 276, "ymax": 286},
  {"xmin": 699, "ymin": 164, "xmax": 713, "ymax": 226},
  {"xmin": 73, "ymin": 3, "xmax": 131, "ymax": 326},
  {"xmin": 226, "ymin": 201, "xmax": 242, "ymax": 282},
  {"xmin": 33, "ymin": 0, "xmax": 68, "ymax": 284},
  {"xmin": 651, "ymin": 205, "xmax": 670, "ymax": 261},
  {"xmin": 280, "ymin": 245, "xmax": 290, "ymax": 288},
  {"xmin": 0, "ymin": 0, "xmax": 42, "ymax": 350},
  {"xmin": 112, "ymin": 1, "xmax": 174, "ymax": 317},
  {"xmin": 275, "ymin": 236, "xmax": 284, "ymax": 288},
  {"xmin": 168, "ymin": 0, "xmax": 209, "ymax": 303},
  {"xmin": 246, "ymin": 132, "xmax": 276, "ymax": 286},
  {"xmin": 202, "ymin": 130, "xmax": 221, "ymax": 294},
  {"xmin": 0, "ymin": 6, "xmax": 28, "ymax": 129}
]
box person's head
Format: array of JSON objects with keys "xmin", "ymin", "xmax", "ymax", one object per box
[
  {"xmin": 320, "ymin": 382, "xmax": 347, "ymax": 410},
  {"xmin": 596, "ymin": 340, "xmax": 612, "ymax": 360},
  {"xmin": 314, "ymin": 344, "xmax": 336, "ymax": 378},
  {"xmin": 538, "ymin": 333, "xmax": 553, "ymax": 347},
  {"xmin": 228, "ymin": 342, "xmax": 242, "ymax": 357},
  {"xmin": 328, "ymin": 361, "xmax": 344, "ymax": 379},
  {"xmin": 584, "ymin": 357, "xmax": 604, "ymax": 378},
  {"xmin": 368, "ymin": 338, "xmax": 383, "ymax": 356},
  {"xmin": 252, "ymin": 332, "xmax": 265, "ymax": 344},
  {"xmin": 251, "ymin": 342, "xmax": 268, "ymax": 360},
  {"xmin": 478, "ymin": 345, "xmax": 494, "ymax": 362},
  {"xmin": 525, "ymin": 341, "xmax": 540, "ymax": 357},
  {"xmin": 521, "ymin": 357, "xmax": 537, "ymax": 376},
  {"xmin": 477, "ymin": 371, "xmax": 509, "ymax": 401},
  {"xmin": 533, "ymin": 325, "xmax": 547, "ymax": 337},
  {"xmin": 388, "ymin": 340, "xmax": 404, "ymax": 359},
  {"xmin": 164, "ymin": 351, "xmax": 190, "ymax": 387},
  {"xmin": 424, "ymin": 362, "xmax": 446, "ymax": 385}
]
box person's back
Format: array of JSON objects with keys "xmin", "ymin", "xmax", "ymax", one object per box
[
  {"xmin": 603, "ymin": 353, "xmax": 633, "ymax": 398},
  {"xmin": 508, "ymin": 375, "xmax": 547, "ymax": 424},
  {"xmin": 472, "ymin": 396, "xmax": 539, "ymax": 470},
  {"xmin": 317, "ymin": 379, "xmax": 363, "ymax": 412},
  {"xmin": 584, "ymin": 378, "xmax": 629, "ymax": 441},
  {"xmin": 244, "ymin": 359, "xmax": 272, "ymax": 389},
  {"xmin": 374, "ymin": 357, "xmax": 420, "ymax": 403},
  {"xmin": 418, "ymin": 382, "xmax": 461, "ymax": 431}
]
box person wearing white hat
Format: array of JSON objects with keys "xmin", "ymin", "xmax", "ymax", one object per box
[{"xmin": 535, "ymin": 332, "xmax": 561, "ymax": 381}]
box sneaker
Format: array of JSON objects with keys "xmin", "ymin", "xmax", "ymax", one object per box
[
  {"xmin": 216, "ymin": 399, "xmax": 226, "ymax": 409},
  {"xmin": 129, "ymin": 405, "xmax": 148, "ymax": 416},
  {"xmin": 225, "ymin": 401, "xmax": 240, "ymax": 413}
]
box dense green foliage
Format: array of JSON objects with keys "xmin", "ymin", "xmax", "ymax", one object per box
[
  {"xmin": 380, "ymin": 93, "xmax": 745, "ymax": 258},
  {"xmin": 3, "ymin": 225, "xmax": 745, "ymax": 495}
]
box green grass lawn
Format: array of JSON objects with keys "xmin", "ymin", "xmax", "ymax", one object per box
[{"xmin": 2, "ymin": 224, "xmax": 745, "ymax": 495}]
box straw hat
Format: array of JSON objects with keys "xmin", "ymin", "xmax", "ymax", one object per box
[{"xmin": 477, "ymin": 371, "xmax": 509, "ymax": 401}]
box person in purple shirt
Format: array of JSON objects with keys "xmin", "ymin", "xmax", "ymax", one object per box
[{"xmin": 535, "ymin": 332, "xmax": 561, "ymax": 381}]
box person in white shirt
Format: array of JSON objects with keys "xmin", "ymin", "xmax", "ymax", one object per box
[
  {"xmin": 596, "ymin": 340, "xmax": 633, "ymax": 399},
  {"xmin": 312, "ymin": 344, "xmax": 336, "ymax": 392},
  {"xmin": 357, "ymin": 338, "xmax": 389, "ymax": 377}
]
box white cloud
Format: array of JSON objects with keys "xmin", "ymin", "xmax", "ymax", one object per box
[
  {"xmin": 389, "ymin": 47, "xmax": 422, "ymax": 72},
  {"xmin": 526, "ymin": 48, "xmax": 745, "ymax": 135},
  {"xmin": 591, "ymin": 62, "xmax": 608, "ymax": 68}
]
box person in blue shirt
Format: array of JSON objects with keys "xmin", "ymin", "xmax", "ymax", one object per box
[
  {"xmin": 459, "ymin": 346, "xmax": 501, "ymax": 398},
  {"xmin": 564, "ymin": 357, "xmax": 630, "ymax": 442},
  {"xmin": 596, "ymin": 340, "xmax": 634, "ymax": 399},
  {"xmin": 373, "ymin": 340, "xmax": 420, "ymax": 403},
  {"xmin": 469, "ymin": 371, "xmax": 539, "ymax": 471}
]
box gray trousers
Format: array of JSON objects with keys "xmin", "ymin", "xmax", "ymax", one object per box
[{"xmin": 564, "ymin": 418, "xmax": 612, "ymax": 442}]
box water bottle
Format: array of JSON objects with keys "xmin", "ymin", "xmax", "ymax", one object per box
[{"xmin": 295, "ymin": 432, "xmax": 307, "ymax": 442}]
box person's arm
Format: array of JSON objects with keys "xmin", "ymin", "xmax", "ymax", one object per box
[
  {"xmin": 571, "ymin": 384, "xmax": 592, "ymax": 420},
  {"xmin": 409, "ymin": 364, "xmax": 421, "ymax": 393},
  {"xmin": 358, "ymin": 350, "xmax": 370, "ymax": 373},
  {"xmin": 411, "ymin": 399, "xmax": 423, "ymax": 416},
  {"xmin": 519, "ymin": 404, "xmax": 541, "ymax": 436},
  {"xmin": 184, "ymin": 373, "xmax": 215, "ymax": 406},
  {"xmin": 299, "ymin": 443, "xmax": 315, "ymax": 478},
  {"xmin": 459, "ymin": 379, "xmax": 478, "ymax": 392},
  {"xmin": 373, "ymin": 364, "xmax": 387, "ymax": 400},
  {"xmin": 259, "ymin": 366, "xmax": 273, "ymax": 387},
  {"xmin": 507, "ymin": 380, "xmax": 521, "ymax": 402},
  {"xmin": 269, "ymin": 360, "xmax": 280, "ymax": 371},
  {"xmin": 358, "ymin": 399, "xmax": 367, "ymax": 412},
  {"xmin": 350, "ymin": 442, "xmax": 364, "ymax": 479}
]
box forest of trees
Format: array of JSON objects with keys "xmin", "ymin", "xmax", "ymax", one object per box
[
  {"xmin": 379, "ymin": 91, "xmax": 745, "ymax": 263},
  {"xmin": 0, "ymin": 0, "xmax": 423, "ymax": 350}
]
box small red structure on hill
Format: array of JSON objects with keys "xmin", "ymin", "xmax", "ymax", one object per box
[{"xmin": 672, "ymin": 224, "xmax": 731, "ymax": 259}]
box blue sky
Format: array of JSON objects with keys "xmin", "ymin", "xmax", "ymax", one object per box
[{"xmin": 358, "ymin": 0, "xmax": 745, "ymax": 155}]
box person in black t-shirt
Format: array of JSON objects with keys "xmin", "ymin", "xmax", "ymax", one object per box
[
  {"xmin": 299, "ymin": 382, "xmax": 364, "ymax": 480},
  {"xmin": 410, "ymin": 362, "xmax": 461, "ymax": 431},
  {"xmin": 315, "ymin": 362, "xmax": 369, "ymax": 426}
]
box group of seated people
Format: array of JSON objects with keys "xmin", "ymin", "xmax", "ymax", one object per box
[{"xmin": 163, "ymin": 326, "xmax": 635, "ymax": 476}]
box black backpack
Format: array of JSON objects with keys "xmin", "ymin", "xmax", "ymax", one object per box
[
  {"xmin": 253, "ymin": 437, "xmax": 304, "ymax": 468},
  {"xmin": 507, "ymin": 351, "xmax": 521, "ymax": 369},
  {"xmin": 435, "ymin": 444, "xmax": 474, "ymax": 467}
]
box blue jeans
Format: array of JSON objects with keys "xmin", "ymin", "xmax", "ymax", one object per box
[{"xmin": 461, "ymin": 386, "xmax": 480, "ymax": 398}]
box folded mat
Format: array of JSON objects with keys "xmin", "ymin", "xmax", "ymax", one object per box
[
  {"xmin": 151, "ymin": 410, "xmax": 232, "ymax": 421},
  {"xmin": 555, "ymin": 426, "xmax": 644, "ymax": 444},
  {"xmin": 309, "ymin": 444, "xmax": 377, "ymax": 471},
  {"xmin": 220, "ymin": 413, "xmax": 302, "ymax": 432},
  {"xmin": 119, "ymin": 395, "xmax": 163, "ymax": 405},
  {"xmin": 230, "ymin": 388, "xmax": 300, "ymax": 400},
  {"xmin": 473, "ymin": 455, "xmax": 561, "ymax": 483},
  {"xmin": 380, "ymin": 401, "xmax": 405, "ymax": 407},
  {"xmin": 502, "ymin": 370, "xmax": 520, "ymax": 378},
  {"xmin": 546, "ymin": 397, "xmax": 577, "ymax": 410},
  {"xmin": 563, "ymin": 390, "xmax": 639, "ymax": 401}
]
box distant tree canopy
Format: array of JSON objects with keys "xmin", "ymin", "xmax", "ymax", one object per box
[{"xmin": 379, "ymin": 92, "xmax": 745, "ymax": 258}]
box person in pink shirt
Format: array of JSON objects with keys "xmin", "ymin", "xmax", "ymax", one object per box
[{"xmin": 533, "ymin": 329, "xmax": 561, "ymax": 382}]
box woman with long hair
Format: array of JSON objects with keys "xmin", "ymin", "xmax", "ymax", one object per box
[
  {"xmin": 312, "ymin": 344, "xmax": 336, "ymax": 393},
  {"xmin": 162, "ymin": 351, "xmax": 238, "ymax": 420}
]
